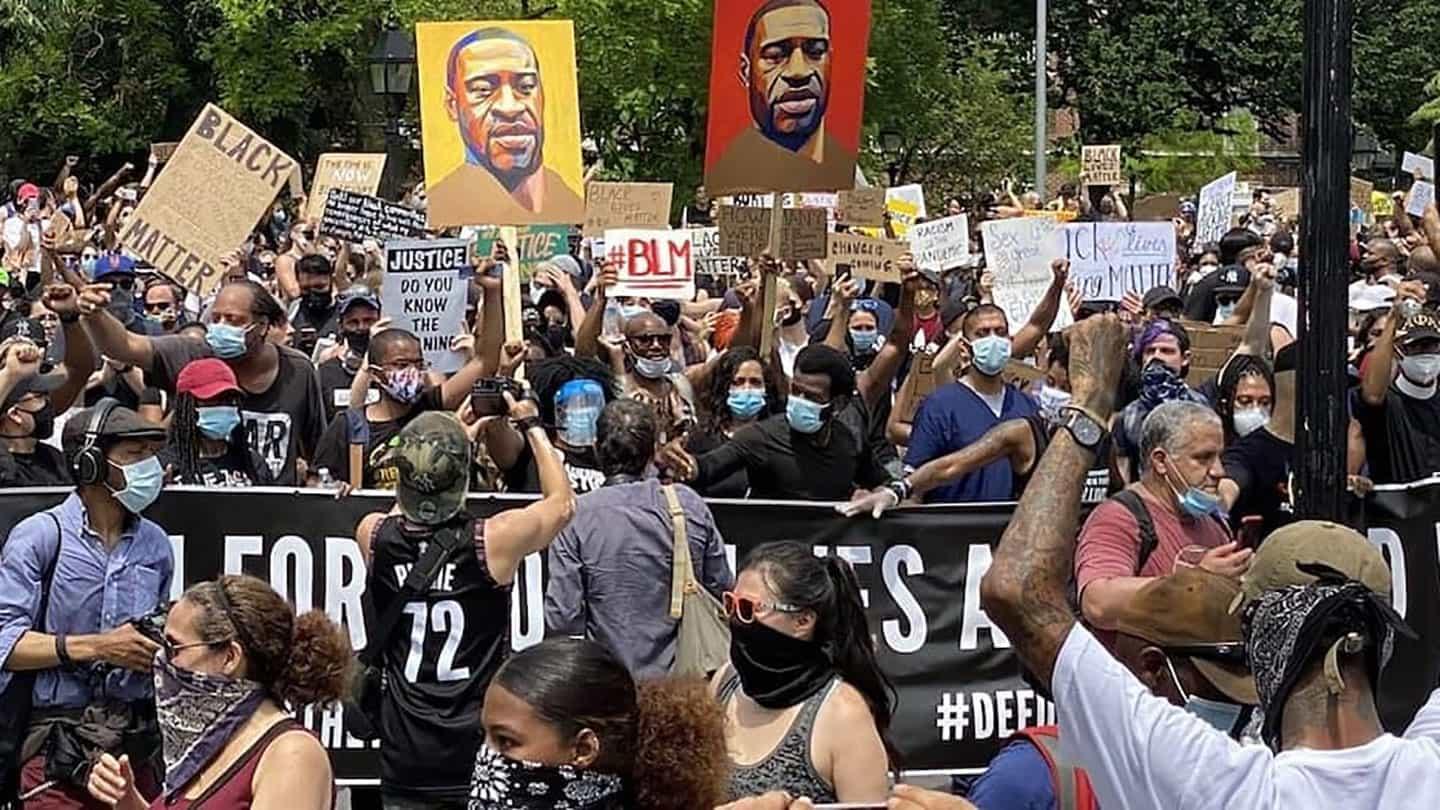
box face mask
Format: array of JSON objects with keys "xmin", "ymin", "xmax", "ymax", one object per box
[
  {"xmin": 632, "ymin": 356, "xmax": 671, "ymax": 380},
  {"xmin": 196, "ymin": 406, "xmax": 241, "ymax": 441},
  {"xmin": 1164, "ymin": 654, "xmax": 1244, "ymax": 736},
  {"xmin": 729, "ymin": 617, "xmax": 834, "ymax": 710},
  {"xmin": 780, "ymin": 306, "xmax": 804, "ymax": 327},
  {"xmin": 301, "ymin": 289, "xmax": 332, "ymax": 311},
  {"xmin": 785, "ymin": 395, "xmax": 826, "ymax": 434},
  {"xmin": 468, "ymin": 742, "xmax": 624, "ymax": 810},
  {"xmin": 1232, "ymin": 406, "xmax": 1270, "ymax": 437},
  {"xmin": 1400, "ymin": 353, "xmax": 1440, "ymax": 386},
  {"xmin": 727, "ymin": 388, "xmax": 766, "ymax": 420},
  {"xmin": 619, "ymin": 304, "xmax": 648, "ymax": 322},
  {"xmin": 849, "ymin": 329, "xmax": 878, "ymax": 354},
  {"xmin": 1038, "ymin": 385, "xmax": 1072, "ymax": 422},
  {"xmin": 1140, "ymin": 359, "xmax": 1188, "ymax": 406},
  {"xmin": 970, "ymin": 335, "xmax": 1012, "ymax": 377},
  {"xmin": 343, "ymin": 329, "xmax": 371, "ymax": 355},
  {"xmin": 559, "ymin": 405, "xmax": 600, "ymax": 447},
  {"xmin": 205, "ymin": 322, "xmax": 251, "ymax": 359},
  {"xmin": 380, "ymin": 366, "xmax": 425, "ymax": 405},
  {"xmin": 152, "ymin": 649, "xmax": 266, "ymax": 801},
  {"xmin": 1214, "ymin": 302, "xmax": 1237, "ymax": 323},
  {"xmin": 107, "ymin": 455, "xmax": 164, "ymax": 514},
  {"xmin": 1163, "ymin": 458, "xmax": 1225, "ymax": 521}
]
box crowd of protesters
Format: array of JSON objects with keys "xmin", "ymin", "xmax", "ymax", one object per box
[{"xmin": 0, "ymin": 131, "xmax": 1438, "ymax": 810}]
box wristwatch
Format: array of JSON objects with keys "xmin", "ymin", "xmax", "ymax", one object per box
[
  {"xmin": 1058, "ymin": 406, "xmax": 1107, "ymax": 451},
  {"xmin": 886, "ymin": 478, "xmax": 913, "ymax": 503}
]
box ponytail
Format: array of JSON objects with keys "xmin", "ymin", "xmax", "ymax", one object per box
[
  {"xmin": 822, "ymin": 557, "xmax": 900, "ymax": 768},
  {"xmin": 630, "ymin": 677, "xmax": 728, "ymax": 810},
  {"xmin": 274, "ymin": 610, "xmax": 352, "ymax": 708}
]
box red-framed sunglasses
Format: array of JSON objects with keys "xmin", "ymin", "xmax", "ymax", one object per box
[{"xmin": 722, "ymin": 591, "xmax": 804, "ymax": 624}]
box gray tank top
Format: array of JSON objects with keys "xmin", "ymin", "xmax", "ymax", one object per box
[{"xmin": 718, "ymin": 670, "xmax": 840, "ymax": 803}]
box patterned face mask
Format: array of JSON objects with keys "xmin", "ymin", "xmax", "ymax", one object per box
[
  {"xmin": 468, "ymin": 742, "xmax": 625, "ymax": 810},
  {"xmin": 153, "ymin": 649, "xmax": 266, "ymax": 800}
]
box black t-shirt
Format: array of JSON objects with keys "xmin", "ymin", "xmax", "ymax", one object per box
[
  {"xmin": 158, "ymin": 445, "xmax": 276, "ymax": 488},
  {"xmin": 502, "ymin": 442, "xmax": 605, "ymax": 495},
  {"xmin": 83, "ymin": 375, "xmax": 142, "ymax": 411},
  {"xmin": 1354, "ymin": 386, "xmax": 1440, "ymax": 484},
  {"xmin": 694, "ymin": 400, "xmax": 897, "ymax": 500},
  {"xmin": 685, "ymin": 427, "xmax": 750, "ymax": 498},
  {"xmin": 316, "ymin": 356, "xmax": 372, "ymax": 424},
  {"xmin": 1221, "ymin": 427, "xmax": 1295, "ymax": 538},
  {"xmin": 151, "ymin": 337, "xmax": 326, "ymax": 486},
  {"xmin": 0, "ymin": 443, "xmax": 71, "ymax": 487},
  {"xmin": 1182, "ymin": 267, "xmax": 1228, "ymax": 322},
  {"xmin": 1018, "ymin": 415, "xmax": 1113, "ymax": 504},
  {"xmin": 291, "ymin": 302, "xmax": 340, "ymax": 355},
  {"xmin": 311, "ymin": 386, "xmax": 446, "ymax": 489}
]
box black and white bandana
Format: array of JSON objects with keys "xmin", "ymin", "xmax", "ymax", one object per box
[{"xmin": 468, "ymin": 742, "xmax": 626, "ymax": 810}]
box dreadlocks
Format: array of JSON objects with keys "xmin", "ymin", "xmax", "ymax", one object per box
[{"xmin": 170, "ymin": 391, "xmax": 204, "ymax": 485}]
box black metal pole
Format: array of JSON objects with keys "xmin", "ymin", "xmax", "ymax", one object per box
[{"xmin": 1294, "ymin": 0, "xmax": 1353, "ymax": 521}]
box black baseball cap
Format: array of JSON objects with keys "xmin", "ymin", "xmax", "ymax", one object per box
[
  {"xmin": 1142, "ymin": 286, "xmax": 1183, "ymax": 311},
  {"xmin": 1, "ymin": 372, "xmax": 62, "ymax": 411},
  {"xmin": 0, "ymin": 317, "xmax": 49, "ymax": 348},
  {"xmin": 1396, "ymin": 311, "xmax": 1440, "ymax": 346},
  {"xmin": 338, "ymin": 290, "xmax": 381, "ymax": 316},
  {"xmin": 1214, "ymin": 266, "xmax": 1251, "ymax": 297}
]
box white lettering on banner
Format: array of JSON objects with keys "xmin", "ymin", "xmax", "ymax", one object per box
[
  {"xmin": 168, "ymin": 536, "xmax": 186, "ymax": 601},
  {"xmin": 826, "ymin": 544, "xmax": 874, "ymax": 606},
  {"xmin": 326, "ymin": 536, "xmax": 367, "ymax": 650},
  {"xmin": 1368, "ymin": 527, "xmax": 1408, "ymax": 619},
  {"xmin": 242, "ymin": 411, "xmax": 292, "ymax": 479},
  {"xmin": 225, "ymin": 534, "xmax": 263, "ymax": 575},
  {"xmin": 511, "ymin": 553, "xmax": 545, "ymax": 650},
  {"xmin": 961, "ymin": 544, "xmax": 1011, "ymax": 650},
  {"xmin": 301, "ymin": 704, "xmax": 379, "ymax": 750},
  {"xmin": 602, "ymin": 228, "xmax": 696, "ymax": 300},
  {"xmin": 271, "ymin": 535, "xmax": 314, "ymax": 613},
  {"xmin": 934, "ymin": 690, "xmax": 1055, "ymax": 742},
  {"xmin": 1062, "ymin": 222, "xmax": 1177, "ymax": 301},
  {"xmin": 1196, "ymin": 172, "xmax": 1238, "ymax": 250},
  {"xmin": 908, "ymin": 214, "xmax": 970, "ymax": 272},
  {"xmin": 882, "ymin": 545, "xmax": 927, "ymax": 654}
]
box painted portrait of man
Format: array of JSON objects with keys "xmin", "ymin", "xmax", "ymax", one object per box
[
  {"xmin": 418, "ymin": 21, "xmax": 585, "ymax": 227},
  {"xmin": 704, "ymin": 0, "xmax": 870, "ymax": 196}
]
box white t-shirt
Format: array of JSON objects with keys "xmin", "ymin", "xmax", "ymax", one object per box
[
  {"xmin": 962, "ymin": 378, "xmax": 1006, "ymax": 418},
  {"xmin": 1053, "ymin": 623, "xmax": 1440, "ymax": 809}
]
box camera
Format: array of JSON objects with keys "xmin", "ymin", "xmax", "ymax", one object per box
[{"xmin": 470, "ymin": 377, "xmax": 528, "ymax": 417}]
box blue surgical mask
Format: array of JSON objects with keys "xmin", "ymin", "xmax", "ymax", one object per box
[
  {"xmin": 1164, "ymin": 459, "xmax": 1226, "ymax": 520},
  {"xmin": 619, "ymin": 304, "xmax": 648, "ymax": 322},
  {"xmin": 1166, "ymin": 655, "xmax": 1244, "ymax": 735},
  {"xmin": 196, "ymin": 406, "xmax": 241, "ymax": 441},
  {"xmin": 727, "ymin": 388, "xmax": 766, "ymax": 420},
  {"xmin": 108, "ymin": 455, "xmax": 164, "ymax": 514},
  {"xmin": 559, "ymin": 406, "xmax": 599, "ymax": 447},
  {"xmin": 205, "ymin": 322, "xmax": 250, "ymax": 359},
  {"xmin": 970, "ymin": 335, "xmax": 1012, "ymax": 377},
  {"xmin": 633, "ymin": 356, "xmax": 671, "ymax": 380},
  {"xmin": 849, "ymin": 329, "xmax": 878, "ymax": 354},
  {"xmin": 785, "ymin": 395, "xmax": 826, "ymax": 434}
]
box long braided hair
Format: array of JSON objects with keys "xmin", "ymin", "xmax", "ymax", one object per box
[{"xmin": 170, "ymin": 391, "xmax": 255, "ymax": 484}]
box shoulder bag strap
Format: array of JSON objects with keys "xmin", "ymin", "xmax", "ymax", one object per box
[
  {"xmin": 36, "ymin": 514, "xmax": 61, "ymax": 630},
  {"xmin": 359, "ymin": 521, "xmax": 468, "ymax": 666},
  {"xmin": 662, "ymin": 485, "xmax": 691, "ymax": 621}
]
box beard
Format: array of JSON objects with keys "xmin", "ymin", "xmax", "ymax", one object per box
[
  {"xmin": 472, "ymin": 115, "xmax": 544, "ymax": 191},
  {"xmin": 752, "ymin": 78, "xmax": 827, "ymax": 152}
]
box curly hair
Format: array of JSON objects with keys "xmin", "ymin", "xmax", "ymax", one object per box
[
  {"xmin": 185, "ymin": 575, "xmax": 352, "ymax": 707},
  {"xmin": 527, "ymin": 355, "xmax": 616, "ymax": 428},
  {"xmin": 632, "ymin": 678, "xmax": 728, "ymax": 810},
  {"xmin": 698, "ymin": 347, "xmax": 777, "ymax": 435}
]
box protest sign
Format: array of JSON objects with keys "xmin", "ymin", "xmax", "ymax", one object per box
[
  {"xmin": 718, "ymin": 204, "xmax": 773, "ymax": 257},
  {"xmin": 886, "ymin": 184, "xmax": 927, "ymax": 237},
  {"xmin": 1195, "ymin": 171, "xmax": 1238, "ymax": 250},
  {"xmin": 149, "ymin": 142, "xmax": 179, "ymax": 163},
  {"xmin": 602, "ymin": 228, "xmax": 696, "ymax": 300},
  {"xmin": 1061, "ymin": 222, "xmax": 1177, "ymax": 302},
  {"xmin": 305, "ymin": 153, "xmax": 386, "ymax": 222},
  {"xmin": 983, "ymin": 217, "xmax": 1071, "ymax": 332},
  {"xmin": 779, "ymin": 207, "xmax": 828, "ymax": 260},
  {"xmin": 1132, "ymin": 193, "xmax": 1183, "ymax": 221},
  {"xmin": 120, "ymin": 103, "xmax": 297, "ymax": 298},
  {"xmin": 1403, "ymin": 151, "xmax": 1435, "ymax": 181},
  {"xmin": 417, "ymin": 20, "xmax": 584, "ymax": 227},
  {"xmin": 838, "ymin": 187, "xmax": 885, "ymax": 226},
  {"xmin": 1373, "ymin": 191, "xmax": 1395, "ymax": 218},
  {"xmin": 1021, "ymin": 209, "xmax": 1077, "ymax": 223},
  {"xmin": 825, "ymin": 233, "xmax": 906, "ymax": 282},
  {"xmin": 727, "ymin": 193, "xmax": 776, "ymax": 207},
  {"xmin": 583, "ymin": 182, "xmax": 673, "ymax": 236},
  {"xmin": 319, "ymin": 189, "xmax": 427, "ymax": 244},
  {"xmin": 1407, "ymin": 181, "xmax": 1435, "ymax": 217},
  {"xmin": 381, "ymin": 238, "xmax": 470, "ymax": 373},
  {"xmin": 1273, "ymin": 188, "xmax": 1301, "ymax": 220},
  {"xmin": 1080, "ymin": 145, "xmax": 1122, "ymax": 187},
  {"xmin": 703, "ymin": 0, "xmax": 871, "ymax": 195},
  {"xmin": 513, "ymin": 225, "xmax": 570, "ymax": 275},
  {"xmin": 1351, "ymin": 177, "xmax": 1375, "ymax": 213},
  {"xmin": 690, "ymin": 227, "xmax": 746, "ymax": 278},
  {"xmin": 908, "ymin": 214, "xmax": 970, "ymax": 272}
]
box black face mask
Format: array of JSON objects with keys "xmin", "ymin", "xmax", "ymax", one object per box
[
  {"xmin": 12, "ymin": 402, "xmax": 55, "ymax": 441},
  {"xmin": 544, "ymin": 323, "xmax": 570, "ymax": 352},
  {"xmin": 781, "ymin": 307, "xmax": 805, "ymax": 327},
  {"xmin": 301, "ymin": 289, "xmax": 333, "ymax": 312},
  {"xmin": 728, "ymin": 617, "xmax": 834, "ymax": 709},
  {"xmin": 344, "ymin": 329, "xmax": 371, "ymax": 355}
]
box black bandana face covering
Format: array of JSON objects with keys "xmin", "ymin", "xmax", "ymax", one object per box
[
  {"xmin": 468, "ymin": 742, "xmax": 625, "ymax": 810},
  {"xmin": 152, "ymin": 650, "xmax": 266, "ymax": 800},
  {"xmin": 729, "ymin": 618, "xmax": 834, "ymax": 709}
]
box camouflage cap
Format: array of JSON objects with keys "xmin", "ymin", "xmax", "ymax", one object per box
[
  {"xmin": 1230, "ymin": 520, "xmax": 1392, "ymax": 614},
  {"xmin": 385, "ymin": 411, "xmax": 471, "ymax": 526}
]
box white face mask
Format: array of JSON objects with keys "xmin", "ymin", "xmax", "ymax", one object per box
[
  {"xmin": 1400, "ymin": 353, "xmax": 1440, "ymax": 386},
  {"xmin": 1214, "ymin": 303, "xmax": 1237, "ymax": 323},
  {"xmin": 1232, "ymin": 407, "xmax": 1270, "ymax": 437}
]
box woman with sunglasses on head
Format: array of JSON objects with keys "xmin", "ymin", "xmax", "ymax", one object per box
[
  {"xmin": 87, "ymin": 575, "xmax": 350, "ymax": 810},
  {"xmin": 715, "ymin": 541, "xmax": 895, "ymax": 804}
]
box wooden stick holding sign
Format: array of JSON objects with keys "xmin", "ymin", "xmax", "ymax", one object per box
[{"xmin": 759, "ymin": 201, "xmax": 783, "ymax": 357}]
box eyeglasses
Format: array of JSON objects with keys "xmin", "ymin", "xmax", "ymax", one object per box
[
  {"xmin": 380, "ymin": 359, "xmax": 426, "ymax": 373},
  {"xmin": 722, "ymin": 591, "xmax": 804, "ymax": 624},
  {"xmin": 162, "ymin": 636, "xmax": 232, "ymax": 659},
  {"xmin": 1162, "ymin": 642, "xmax": 1247, "ymax": 666},
  {"xmin": 110, "ymin": 277, "xmax": 137, "ymax": 291},
  {"xmin": 144, "ymin": 302, "xmax": 174, "ymax": 313}
]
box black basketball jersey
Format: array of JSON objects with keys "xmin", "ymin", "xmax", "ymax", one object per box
[{"xmin": 367, "ymin": 512, "xmax": 512, "ymax": 800}]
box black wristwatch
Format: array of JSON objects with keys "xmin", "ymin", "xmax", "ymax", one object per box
[
  {"xmin": 887, "ymin": 479, "xmax": 913, "ymax": 502},
  {"xmin": 59, "ymin": 311, "xmax": 79, "ymax": 324},
  {"xmin": 512, "ymin": 416, "xmax": 543, "ymax": 434},
  {"xmin": 1058, "ymin": 406, "xmax": 1107, "ymax": 451}
]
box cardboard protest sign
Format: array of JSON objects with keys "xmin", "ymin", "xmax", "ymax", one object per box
[
  {"xmin": 305, "ymin": 153, "xmax": 386, "ymax": 222},
  {"xmin": 908, "ymin": 214, "xmax": 969, "ymax": 272},
  {"xmin": 982, "ymin": 217, "xmax": 1071, "ymax": 332},
  {"xmin": 718, "ymin": 205, "xmax": 772, "ymax": 257},
  {"xmin": 792, "ymin": 192, "xmax": 838, "ymax": 229},
  {"xmin": 826, "ymin": 233, "xmax": 905, "ymax": 281},
  {"xmin": 838, "ymin": 188, "xmax": 884, "ymax": 226},
  {"xmin": 885, "ymin": 184, "xmax": 927, "ymax": 237},
  {"xmin": 1350, "ymin": 177, "xmax": 1375, "ymax": 213},
  {"xmin": 417, "ymin": 20, "xmax": 584, "ymax": 227},
  {"xmin": 319, "ymin": 189, "xmax": 427, "ymax": 244},
  {"xmin": 1132, "ymin": 193, "xmax": 1183, "ymax": 221},
  {"xmin": 381, "ymin": 238, "xmax": 471, "ymax": 373},
  {"xmin": 602, "ymin": 229, "xmax": 695, "ymax": 300},
  {"xmin": 703, "ymin": 0, "xmax": 871, "ymax": 195},
  {"xmin": 583, "ymin": 182, "xmax": 673, "ymax": 236},
  {"xmin": 1060, "ymin": 222, "xmax": 1177, "ymax": 302},
  {"xmin": 1273, "ymin": 188, "xmax": 1301, "ymax": 220},
  {"xmin": 120, "ymin": 103, "xmax": 297, "ymax": 297},
  {"xmin": 1403, "ymin": 151, "xmax": 1435, "ymax": 182},
  {"xmin": 690, "ymin": 227, "xmax": 746, "ymax": 278},
  {"xmin": 779, "ymin": 207, "xmax": 827, "ymax": 260},
  {"xmin": 1195, "ymin": 172, "xmax": 1238, "ymax": 250},
  {"xmin": 150, "ymin": 142, "xmax": 179, "ymax": 163},
  {"xmin": 1407, "ymin": 181, "xmax": 1435, "ymax": 217},
  {"xmin": 1179, "ymin": 320, "xmax": 1245, "ymax": 382},
  {"xmin": 1022, "ymin": 209, "xmax": 1077, "ymax": 223},
  {"xmin": 1081, "ymin": 145, "xmax": 1122, "ymax": 187}
]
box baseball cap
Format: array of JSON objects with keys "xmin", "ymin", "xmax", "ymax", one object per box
[
  {"xmin": 1395, "ymin": 311, "xmax": 1440, "ymax": 346},
  {"xmin": 16, "ymin": 183, "xmax": 39, "ymax": 203},
  {"xmin": 384, "ymin": 412, "xmax": 471, "ymax": 526},
  {"xmin": 1231, "ymin": 520, "xmax": 1392, "ymax": 615},
  {"xmin": 1, "ymin": 371, "xmax": 63, "ymax": 411},
  {"xmin": 1142, "ymin": 286, "xmax": 1183, "ymax": 311},
  {"xmin": 1214, "ymin": 266, "xmax": 1251, "ymax": 297},
  {"xmin": 1112, "ymin": 567, "xmax": 1258, "ymax": 705},
  {"xmin": 92, "ymin": 253, "xmax": 138, "ymax": 281},
  {"xmin": 1, "ymin": 317, "xmax": 49, "ymax": 349},
  {"xmin": 338, "ymin": 289, "xmax": 382, "ymax": 317},
  {"xmin": 61, "ymin": 401, "xmax": 168, "ymax": 453},
  {"xmin": 176, "ymin": 358, "xmax": 241, "ymax": 401}
]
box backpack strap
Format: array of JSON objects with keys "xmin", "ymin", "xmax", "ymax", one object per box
[
  {"xmin": 662, "ymin": 485, "xmax": 692, "ymax": 621},
  {"xmin": 1013, "ymin": 726, "xmax": 1098, "ymax": 810},
  {"xmin": 1112, "ymin": 489, "xmax": 1159, "ymax": 575},
  {"xmin": 359, "ymin": 519, "xmax": 469, "ymax": 666}
]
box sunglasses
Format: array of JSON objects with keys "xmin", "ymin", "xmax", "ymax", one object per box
[
  {"xmin": 162, "ymin": 635, "xmax": 231, "ymax": 659},
  {"xmin": 1162, "ymin": 642, "xmax": 1247, "ymax": 666},
  {"xmin": 628, "ymin": 333, "xmax": 670, "ymax": 348},
  {"xmin": 722, "ymin": 591, "xmax": 803, "ymax": 624}
]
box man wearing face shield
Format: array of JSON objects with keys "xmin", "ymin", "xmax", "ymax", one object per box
[{"xmin": 1356, "ymin": 296, "xmax": 1440, "ymax": 484}]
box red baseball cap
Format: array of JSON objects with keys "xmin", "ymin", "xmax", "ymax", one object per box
[
  {"xmin": 176, "ymin": 358, "xmax": 240, "ymax": 400},
  {"xmin": 16, "ymin": 183, "xmax": 39, "ymax": 202}
]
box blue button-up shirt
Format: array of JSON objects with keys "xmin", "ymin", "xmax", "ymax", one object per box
[{"xmin": 0, "ymin": 493, "xmax": 173, "ymax": 708}]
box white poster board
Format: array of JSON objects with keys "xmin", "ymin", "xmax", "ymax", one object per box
[
  {"xmin": 908, "ymin": 214, "xmax": 970, "ymax": 272},
  {"xmin": 1060, "ymin": 222, "xmax": 1177, "ymax": 301},
  {"xmin": 381, "ymin": 238, "xmax": 470, "ymax": 373},
  {"xmin": 602, "ymin": 228, "xmax": 696, "ymax": 300},
  {"xmin": 1195, "ymin": 172, "xmax": 1238, "ymax": 250},
  {"xmin": 982, "ymin": 218, "xmax": 1072, "ymax": 332}
]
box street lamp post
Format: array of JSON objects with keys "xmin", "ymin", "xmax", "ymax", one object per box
[
  {"xmin": 368, "ymin": 26, "xmax": 417, "ymax": 201},
  {"xmin": 880, "ymin": 130, "xmax": 903, "ymax": 186},
  {"xmin": 1034, "ymin": 0, "xmax": 1047, "ymax": 197}
]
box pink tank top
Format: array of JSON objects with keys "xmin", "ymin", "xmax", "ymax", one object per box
[{"xmin": 151, "ymin": 719, "xmax": 328, "ymax": 810}]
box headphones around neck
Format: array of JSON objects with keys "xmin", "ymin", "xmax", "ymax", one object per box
[{"xmin": 72, "ymin": 397, "xmax": 120, "ymax": 486}]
